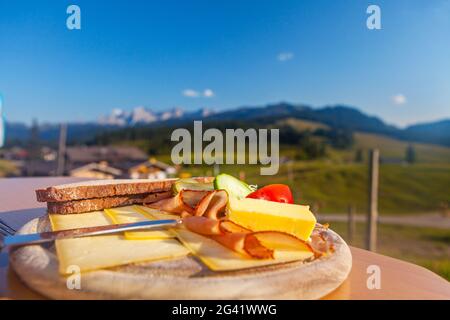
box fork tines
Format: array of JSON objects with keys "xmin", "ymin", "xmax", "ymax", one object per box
[{"xmin": 0, "ymin": 218, "xmax": 16, "ymax": 236}]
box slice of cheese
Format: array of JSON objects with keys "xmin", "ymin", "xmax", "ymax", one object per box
[
  {"xmin": 135, "ymin": 205, "xmax": 180, "ymax": 221},
  {"xmin": 49, "ymin": 211, "xmax": 189, "ymax": 274},
  {"xmin": 175, "ymin": 228, "xmax": 313, "ymax": 271},
  {"xmin": 105, "ymin": 206, "xmax": 174, "ymax": 240},
  {"xmin": 227, "ymin": 197, "xmax": 316, "ymax": 241}
]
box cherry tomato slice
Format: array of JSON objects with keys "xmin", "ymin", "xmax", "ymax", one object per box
[{"xmin": 246, "ymin": 184, "xmax": 294, "ymax": 204}]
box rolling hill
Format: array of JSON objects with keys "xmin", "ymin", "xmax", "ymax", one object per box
[{"xmin": 276, "ymin": 117, "xmax": 450, "ymax": 163}]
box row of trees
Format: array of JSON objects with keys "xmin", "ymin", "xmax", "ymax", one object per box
[{"xmin": 93, "ymin": 120, "xmax": 355, "ymax": 161}]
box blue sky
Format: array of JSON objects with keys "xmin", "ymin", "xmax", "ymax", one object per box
[{"xmin": 0, "ymin": 0, "xmax": 449, "ymax": 127}]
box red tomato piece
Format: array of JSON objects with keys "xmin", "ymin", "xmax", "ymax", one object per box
[{"xmin": 246, "ymin": 184, "xmax": 294, "ymax": 204}]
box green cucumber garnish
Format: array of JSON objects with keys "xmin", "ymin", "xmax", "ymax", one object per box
[{"xmin": 213, "ymin": 173, "xmax": 252, "ymax": 199}]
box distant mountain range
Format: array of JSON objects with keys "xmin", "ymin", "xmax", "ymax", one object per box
[
  {"xmin": 4, "ymin": 103, "xmax": 450, "ymax": 147},
  {"xmin": 97, "ymin": 106, "xmax": 214, "ymax": 126}
]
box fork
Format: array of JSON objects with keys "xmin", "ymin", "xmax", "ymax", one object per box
[{"xmin": 0, "ymin": 218, "xmax": 16, "ymax": 236}]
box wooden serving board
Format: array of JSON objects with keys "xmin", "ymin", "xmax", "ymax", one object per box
[{"xmin": 10, "ymin": 216, "xmax": 352, "ymax": 300}]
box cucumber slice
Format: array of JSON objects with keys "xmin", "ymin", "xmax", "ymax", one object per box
[
  {"xmin": 213, "ymin": 174, "xmax": 252, "ymax": 199},
  {"xmin": 173, "ymin": 178, "xmax": 214, "ymax": 194}
]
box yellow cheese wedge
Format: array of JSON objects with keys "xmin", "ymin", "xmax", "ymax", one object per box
[
  {"xmin": 105, "ymin": 206, "xmax": 174, "ymax": 240},
  {"xmin": 49, "ymin": 211, "xmax": 189, "ymax": 274},
  {"xmin": 175, "ymin": 228, "xmax": 314, "ymax": 271},
  {"xmin": 227, "ymin": 198, "xmax": 316, "ymax": 241}
]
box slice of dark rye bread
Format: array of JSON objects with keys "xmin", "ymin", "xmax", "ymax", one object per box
[
  {"xmin": 36, "ymin": 177, "xmax": 213, "ymax": 203},
  {"xmin": 46, "ymin": 191, "xmax": 173, "ymax": 214}
]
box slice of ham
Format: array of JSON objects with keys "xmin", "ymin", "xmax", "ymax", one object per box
[
  {"xmin": 146, "ymin": 189, "xmax": 211, "ymax": 215},
  {"xmin": 147, "ymin": 189, "xmax": 227, "ymax": 219},
  {"xmin": 219, "ymin": 220, "xmax": 251, "ymax": 233},
  {"xmin": 181, "ymin": 190, "xmax": 211, "ymax": 211},
  {"xmin": 146, "ymin": 192, "xmax": 187, "ymax": 214},
  {"xmin": 193, "ymin": 191, "xmax": 216, "ymax": 216},
  {"xmin": 183, "ymin": 216, "xmax": 222, "ymax": 236},
  {"xmin": 203, "ymin": 190, "xmax": 228, "ymax": 219},
  {"xmin": 242, "ymin": 234, "xmax": 274, "ymax": 259}
]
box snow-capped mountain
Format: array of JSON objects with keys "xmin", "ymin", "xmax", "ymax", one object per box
[
  {"xmin": 98, "ymin": 106, "xmax": 190, "ymax": 126},
  {"xmin": 98, "ymin": 108, "xmax": 129, "ymax": 126},
  {"xmin": 129, "ymin": 106, "xmax": 158, "ymax": 124}
]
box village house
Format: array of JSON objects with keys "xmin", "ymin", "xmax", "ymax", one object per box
[
  {"xmin": 128, "ymin": 157, "xmax": 177, "ymax": 180},
  {"xmin": 69, "ymin": 161, "xmax": 123, "ymax": 179},
  {"xmin": 66, "ymin": 146, "xmax": 177, "ymax": 179}
]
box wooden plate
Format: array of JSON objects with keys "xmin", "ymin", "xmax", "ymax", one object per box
[{"xmin": 10, "ymin": 216, "xmax": 352, "ymax": 300}]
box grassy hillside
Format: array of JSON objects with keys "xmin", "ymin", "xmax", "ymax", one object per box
[
  {"xmin": 0, "ymin": 160, "xmax": 18, "ymax": 177},
  {"xmin": 288, "ymin": 162, "xmax": 450, "ymax": 214},
  {"xmin": 280, "ymin": 117, "xmax": 450, "ymax": 163},
  {"xmin": 351, "ymin": 132, "xmax": 450, "ymax": 163}
]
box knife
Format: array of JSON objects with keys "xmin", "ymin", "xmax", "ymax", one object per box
[{"xmin": 0, "ymin": 219, "xmax": 180, "ymax": 249}]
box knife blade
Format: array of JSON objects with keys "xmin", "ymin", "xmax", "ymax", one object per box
[{"xmin": 0, "ymin": 219, "xmax": 180, "ymax": 249}]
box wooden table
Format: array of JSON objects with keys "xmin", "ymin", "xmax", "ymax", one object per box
[{"xmin": 1, "ymin": 177, "xmax": 449, "ymax": 300}]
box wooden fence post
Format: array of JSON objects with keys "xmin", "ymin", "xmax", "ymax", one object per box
[
  {"xmin": 347, "ymin": 205, "xmax": 355, "ymax": 243},
  {"xmin": 56, "ymin": 123, "xmax": 67, "ymax": 176},
  {"xmin": 366, "ymin": 149, "xmax": 379, "ymax": 252},
  {"xmin": 287, "ymin": 161, "xmax": 294, "ymax": 183}
]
